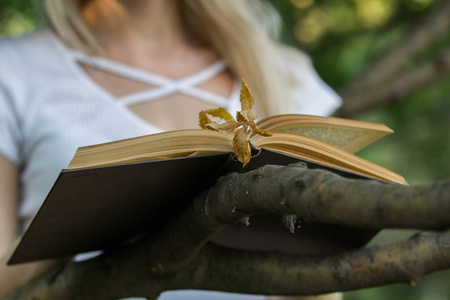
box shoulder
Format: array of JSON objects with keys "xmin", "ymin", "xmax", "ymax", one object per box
[
  {"xmin": 0, "ymin": 27, "xmax": 69, "ymax": 103},
  {"xmin": 0, "ymin": 27, "xmax": 67, "ymax": 133},
  {"xmin": 0, "ymin": 29, "xmax": 49, "ymax": 109},
  {"xmin": 0, "ymin": 26, "xmax": 55, "ymax": 48},
  {"xmin": 0, "ymin": 27, "xmax": 58, "ymax": 71},
  {"xmin": 278, "ymin": 45, "xmax": 342, "ymax": 117}
]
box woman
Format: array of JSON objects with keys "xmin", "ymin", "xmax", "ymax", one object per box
[{"xmin": 0, "ymin": 0, "xmax": 341, "ymax": 298}]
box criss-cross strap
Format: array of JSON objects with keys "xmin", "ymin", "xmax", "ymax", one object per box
[{"xmin": 69, "ymin": 50, "xmax": 238, "ymax": 108}]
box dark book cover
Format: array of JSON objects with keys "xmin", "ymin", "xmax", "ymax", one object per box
[{"xmin": 9, "ymin": 149, "xmax": 378, "ymax": 265}]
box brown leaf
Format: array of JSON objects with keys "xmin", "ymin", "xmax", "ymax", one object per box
[
  {"xmin": 199, "ymin": 111, "xmax": 213, "ymax": 129},
  {"xmin": 233, "ymin": 126, "xmax": 251, "ymax": 166},
  {"xmin": 204, "ymin": 107, "xmax": 236, "ymax": 122},
  {"xmin": 236, "ymin": 109, "xmax": 257, "ymax": 123},
  {"xmin": 206, "ymin": 121, "xmax": 242, "ymax": 134},
  {"xmin": 249, "ymin": 122, "xmax": 272, "ymax": 136},
  {"xmin": 240, "ymin": 78, "xmax": 255, "ymax": 111}
]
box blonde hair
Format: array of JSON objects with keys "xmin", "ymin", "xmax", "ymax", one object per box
[{"xmin": 44, "ymin": 0, "xmax": 306, "ymax": 116}]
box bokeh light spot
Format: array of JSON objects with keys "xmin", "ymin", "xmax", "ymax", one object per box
[
  {"xmin": 355, "ymin": 0, "xmax": 397, "ymax": 28},
  {"xmin": 294, "ymin": 7, "xmax": 328, "ymax": 45},
  {"xmin": 290, "ymin": 0, "xmax": 315, "ymax": 10}
]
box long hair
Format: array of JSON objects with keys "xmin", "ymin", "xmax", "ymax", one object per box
[{"xmin": 44, "ymin": 0, "xmax": 307, "ymax": 116}]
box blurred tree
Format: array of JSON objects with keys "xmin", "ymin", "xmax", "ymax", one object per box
[{"xmin": 267, "ymin": 0, "xmax": 450, "ymax": 185}]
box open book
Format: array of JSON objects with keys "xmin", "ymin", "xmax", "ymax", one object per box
[
  {"xmin": 9, "ymin": 113, "xmax": 406, "ymax": 265},
  {"xmin": 68, "ymin": 114, "xmax": 406, "ymax": 185}
]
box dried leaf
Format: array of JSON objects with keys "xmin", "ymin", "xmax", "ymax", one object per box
[
  {"xmin": 199, "ymin": 78, "xmax": 269, "ymax": 167},
  {"xmin": 206, "ymin": 121, "xmax": 242, "ymax": 134},
  {"xmin": 240, "ymin": 78, "xmax": 255, "ymax": 110},
  {"xmin": 236, "ymin": 109, "xmax": 257, "ymax": 123},
  {"xmin": 233, "ymin": 126, "xmax": 251, "ymax": 166},
  {"xmin": 204, "ymin": 107, "xmax": 235, "ymax": 122},
  {"xmin": 199, "ymin": 111, "xmax": 213, "ymax": 129},
  {"xmin": 249, "ymin": 122, "xmax": 272, "ymax": 136}
]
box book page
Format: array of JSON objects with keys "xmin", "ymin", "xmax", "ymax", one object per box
[
  {"xmin": 68, "ymin": 129, "xmax": 234, "ymax": 169},
  {"xmin": 255, "ymin": 114, "xmax": 393, "ymax": 153},
  {"xmin": 273, "ymin": 124, "xmax": 375, "ymax": 153},
  {"xmin": 251, "ymin": 132, "xmax": 407, "ymax": 185}
]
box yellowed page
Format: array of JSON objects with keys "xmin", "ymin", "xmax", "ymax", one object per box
[
  {"xmin": 68, "ymin": 130, "xmax": 234, "ymax": 169},
  {"xmin": 251, "ymin": 132, "xmax": 407, "ymax": 185},
  {"xmin": 254, "ymin": 114, "xmax": 393, "ymax": 153}
]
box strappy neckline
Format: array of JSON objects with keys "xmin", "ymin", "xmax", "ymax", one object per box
[
  {"xmin": 46, "ymin": 28, "xmax": 241, "ymax": 133},
  {"xmin": 67, "ymin": 49, "xmax": 240, "ymax": 108}
]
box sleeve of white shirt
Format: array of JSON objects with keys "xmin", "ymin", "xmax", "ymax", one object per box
[
  {"xmin": 0, "ymin": 41, "xmax": 24, "ymax": 166},
  {"xmin": 285, "ymin": 54, "xmax": 342, "ymax": 117}
]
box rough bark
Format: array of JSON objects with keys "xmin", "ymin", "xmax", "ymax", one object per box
[{"xmin": 6, "ymin": 164, "xmax": 450, "ymax": 300}]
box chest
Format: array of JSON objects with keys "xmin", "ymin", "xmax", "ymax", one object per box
[{"xmin": 82, "ymin": 65, "xmax": 236, "ymax": 131}]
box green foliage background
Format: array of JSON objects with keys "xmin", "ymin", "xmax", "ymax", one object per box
[
  {"xmin": 1, "ymin": 0, "xmax": 449, "ymax": 299},
  {"xmin": 268, "ymin": 0, "xmax": 450, "ymax": 186}
]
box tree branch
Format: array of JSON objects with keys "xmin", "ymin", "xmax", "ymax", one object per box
[
  {"xmin": 337, "ymin": 1, "xmax": 450, "ymax": 117},
  {"xmin": 194, "ymin": 230, "xmax": 450, "ymax": 296},
  {"xmin": 6, "ymin": 164, "xmax": 450, "ymax": 299},
  {"xmin": 343, "ymin": 0, "xmax": 450, "ymax": 91},
  {"xmin": 206, "ymin": 164, "xmax": 450, "ymax": 230},
  {"xmin": 336, "ymin": 48, "xmax": 450, "ymax": 117}
]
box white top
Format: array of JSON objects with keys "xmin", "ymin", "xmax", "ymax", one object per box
[{"xmin": 0, "ymin": 28, "xmax": 341, "ymax": 300}]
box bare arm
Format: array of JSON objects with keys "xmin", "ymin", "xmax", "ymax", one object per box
[{"xmin": 0, "ymin": 155, "xmax": 67, "ymax": 298}]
